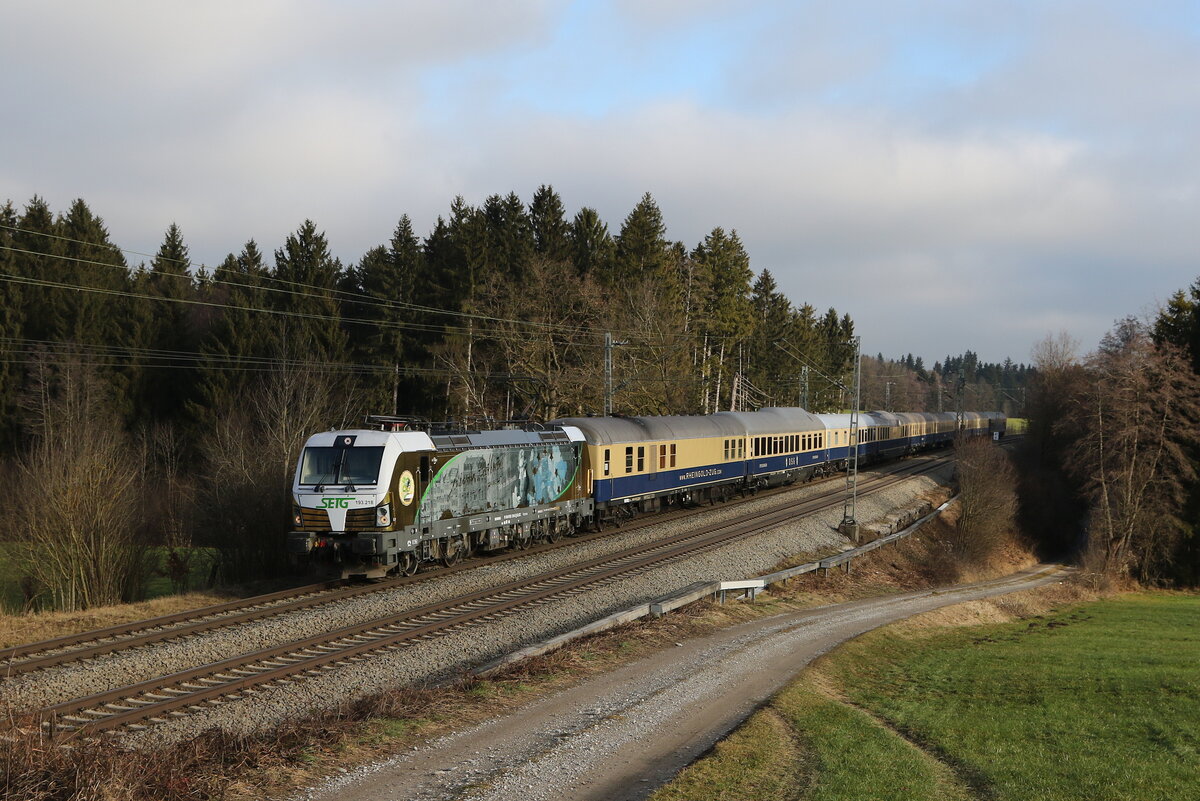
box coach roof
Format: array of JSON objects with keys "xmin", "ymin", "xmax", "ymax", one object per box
[{"xmin": 554, "ymin": 414, "xmax": 745, "ymax": 445}]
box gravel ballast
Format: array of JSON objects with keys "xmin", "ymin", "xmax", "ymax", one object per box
[
  {"xmin": 1, "ymin": 461, "xmax": 952, "ymax": 743},
  {"xmin": 127, "ymin": 465, "xmax": 952, "ymax": 748}
]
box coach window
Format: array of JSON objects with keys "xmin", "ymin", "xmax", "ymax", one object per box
[
  {"xmin": 723, "ymin": 439, "xmax": 729, "ymax": 460},
  {"xmin": 670, "ymin": 443, "xmax": 677, "ymax": 467},
  {"xmin": 604, "ymin": 448, "xmax": 611, "ymax": 476},
  {"xmin": 625, "ymin": 446, "xmax": 633, "ymax": 473},
  {"xmin": 637, "ymin": 446, "xmax": 645, "ymax": 472},
  {"xmin": 659, "ymin": 444, "xmax": 666, "ymax": 469}
]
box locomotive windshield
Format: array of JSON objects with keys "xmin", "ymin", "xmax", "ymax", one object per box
[{"xmin": 300, "ymin": 446, "xmax": 385, "ymax": 486}]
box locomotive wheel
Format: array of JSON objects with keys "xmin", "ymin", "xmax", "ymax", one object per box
[
  {"xmin": 441, "ymin": 536, "xmax": 464, "ymax": 567},
  {"xmin": 399, "ymin": 552, "xmax": 419, "ymax": 576},
  {"xmin": 514, "ymin": 525, "xmax": 532, "ymax": 550}
]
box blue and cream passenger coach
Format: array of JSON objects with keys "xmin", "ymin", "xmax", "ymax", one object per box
[{"xmin": 554, "ymin": 414, "xmax": 749, "ymax": 516}]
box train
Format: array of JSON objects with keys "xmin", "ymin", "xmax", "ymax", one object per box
[{"xmin": 288, "ymin": 408, "xmax": 1006, "ymax": 578}]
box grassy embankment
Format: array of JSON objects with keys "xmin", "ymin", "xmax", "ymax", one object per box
[
  {"xmin": 653, "ymin": 590, "xmax": 1199, "ymax": 801},
  {"xmin": 0, "ymin": 545, "xmax": 228, "ymax": 646}
]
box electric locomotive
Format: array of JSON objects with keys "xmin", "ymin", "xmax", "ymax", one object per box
[{"xmin": 288, "ymin": 417, "xmax": 592, "ymax": 578}]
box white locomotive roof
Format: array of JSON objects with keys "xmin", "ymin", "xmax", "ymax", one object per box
[
  {"xmin": 429, "ymin": 427, "xmax": 577, "ymax": 451},
  {"xmin": 303, "ymin": 429, "xmax": 435, "ymax": 451}
]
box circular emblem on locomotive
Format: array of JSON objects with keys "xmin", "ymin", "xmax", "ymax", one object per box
[{"xmin": 398, "ymin": 470, "xmax": 416, "ymax": 506}]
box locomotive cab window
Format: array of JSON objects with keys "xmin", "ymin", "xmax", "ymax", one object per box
[{"xmin": 300, "ymin": 446, "xmax": 385, "ymax": 486}]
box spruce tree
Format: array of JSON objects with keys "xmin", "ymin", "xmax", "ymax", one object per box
[
  {"xmin": 135, "ymin": 224, "xmax": 197, "ymax": 423},
  {"xmin": 350, "ymin": 215, "xmax": 420, "ymax": 412},
  {"xmin": 193, "ymin": 241, "xmax": 280, "ymax": 421},
  {"xmin": 612, "ymin": 192, "xmax": 669, "ymax": 288},
  {"xmin": 529, "ymin": 185, "xmax": 571, "ymax": 264},
  {"xmin": 748, "ymin": 269, "xmax": 794, "ymax": 402},
  {"xmin": 692, "ymin": 227, "xmax": 753, "ymax": 411},
  {"xmin": 14, "ymin": 197, "xmax": 62, "ymax": 345},
  {"xmin": 495, "ymin": 191, "xmax": 533, "ymax": 282},
  {"xmin": 271, "ymin": 220, "xmax": 347, "ymax": 363},
  {"xmin": 569, "ymin": 207, "xmax": 614, "ymax": 279},
  {"xmin": 0, "ymin": 202, "xmax": 21, "ymax": 444}
]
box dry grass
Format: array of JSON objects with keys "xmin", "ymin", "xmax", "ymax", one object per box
[{"xmin": 0, "ymin": 593, "xmax": 230, "ymax": 650}]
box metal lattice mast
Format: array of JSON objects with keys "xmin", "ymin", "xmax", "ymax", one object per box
[
  {"xmin": 955, "ymin": 372, "xmax": 965, "ymax": 432},
  {"xmin": 840, "ymin": 337, "xmax": 862, "ymax": 541},
  {"xmin": 800, "ymin": 365, "xmax": 809, "ymax": 409},
  {"xmin": 604, "ymin": 332, "xmax": 614, "ymax": 416}
]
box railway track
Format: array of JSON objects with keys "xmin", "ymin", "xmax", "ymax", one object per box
[
  {"xmin": 0, "ymin": 481, "xmax": 753, "ymax": 678},
  {"xmin": 25, "ymin": 456, "xmax": 947, "ymax": 737},
  {"xmin": 0, "ymin": 453, "xmax": 943, "ymax": 679}
]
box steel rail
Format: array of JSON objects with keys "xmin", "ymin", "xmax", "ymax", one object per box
[
  {"xmin": 0, "ymin": 477, "xmax": 745, "ymax": 673},
  {"xmin": 2, "ymin": 454, "xmax": 941, "ymax": 676},
  {"xmin": 34, "ymin": 459, "xmax": 944, "ymax": 737}
]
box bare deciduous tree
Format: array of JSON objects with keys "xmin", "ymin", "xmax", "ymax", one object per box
[
  {"xmin": 11, "ymin": 359, "xmax": 149, "ymax": 610},
  {"xmin": 951, "ymin": 436, "xmax": 1018, "ymax": 562},
  {"xmin": 196, "ymin": 365, "xmax": 364, "ymax": 581},
  {"xmin": 1062, "ymin": 320, "xmax": 1200, "ymax": 579}
]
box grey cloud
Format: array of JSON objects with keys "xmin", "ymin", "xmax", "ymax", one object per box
[{"xmin": 2, "ymin": 0, "xmax": 1196, "ymax": 366}]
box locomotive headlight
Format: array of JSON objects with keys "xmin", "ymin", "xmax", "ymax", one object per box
[
  {"xmin": 292, "ymin": 504, "xmax": 303, "ymax": 527},
  {"xmin": 376, "ymin": 503, "xmax": 392, "ymax": 527}
]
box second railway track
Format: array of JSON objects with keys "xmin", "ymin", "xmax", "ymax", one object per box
[
  {"xmin": 18, "ymin": 457, "xmax": 948, "ymax": 738},
  {"xmin": 0, "ymin": 454, "xmax": 943, "ymax": 679}
]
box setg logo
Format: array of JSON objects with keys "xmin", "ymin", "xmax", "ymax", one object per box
[{"xmin": 320, "ymin": 497, "xmax": 352, "ymax": 509}]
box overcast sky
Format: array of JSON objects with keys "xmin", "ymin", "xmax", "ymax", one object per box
[{"xmin": 3, "ymin": 0, "xmax": 1198, "ymax": 365}]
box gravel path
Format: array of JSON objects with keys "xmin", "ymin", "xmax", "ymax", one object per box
[
  {"xmin": 2, "ymin": 460, "xmax": 952, "ymax": 745},
  {"xmin": 297, "ymin": 563, "xmax": 1066, "ymax": 801}
]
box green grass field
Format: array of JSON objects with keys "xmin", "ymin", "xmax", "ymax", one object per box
[{"xmin": 653, "ymin": 592, "xmax": 1199, "ymax": 801}]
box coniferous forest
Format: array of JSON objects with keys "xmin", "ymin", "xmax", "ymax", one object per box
[{"xmin": 0, "ymin": 187, "xmax": 1029, "ymax": 609}]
